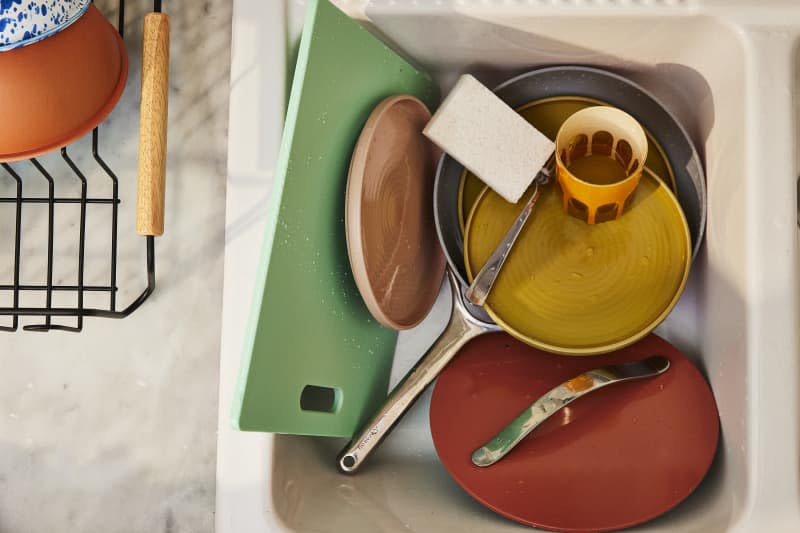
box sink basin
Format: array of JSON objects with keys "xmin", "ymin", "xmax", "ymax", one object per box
[{"xmin": 218, "ymin": 1, "xmax": 800, "ymax": 531}]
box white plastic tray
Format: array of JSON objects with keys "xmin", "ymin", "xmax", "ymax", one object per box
[{"xmin": 218, "ymin": 1, "xmax": 800, "ymax": 531}]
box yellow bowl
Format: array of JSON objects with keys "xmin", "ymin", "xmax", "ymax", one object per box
[{"xmin": 464, "ymin": 169, "xmax": 691, "ymax": 355}]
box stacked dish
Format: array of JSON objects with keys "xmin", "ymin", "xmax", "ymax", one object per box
[{"xmin": 340, "ymin": 64, "xmax": 717, "ymax": 531}]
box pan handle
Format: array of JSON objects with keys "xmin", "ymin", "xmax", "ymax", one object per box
[
  {"xmin": 338, "ymin": 270, "xmax": 495, "ymax": 474},
  {"xmin": 136, "ymin": 12, "xmax": 171, "ymax": 236}
]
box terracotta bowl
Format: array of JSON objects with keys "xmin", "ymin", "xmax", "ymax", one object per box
[
  {"xmin": 0, "ymin": 4, "xmax": 128, "ymax": 162},
  {"xmin": 0, "ymin": 0, "xmax": 91, "ymax": 51}
]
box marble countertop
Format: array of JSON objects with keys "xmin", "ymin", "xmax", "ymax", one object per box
[{"xmin": 0, "ymin": 1, "xmax": 231, "ymax": 531}]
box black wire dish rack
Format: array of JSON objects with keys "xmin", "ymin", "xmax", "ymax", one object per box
[{"xmin": 0, "ymin": 0, "xmax": 169, "ymax": 332}]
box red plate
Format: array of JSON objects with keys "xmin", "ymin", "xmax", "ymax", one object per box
[{"xmin": 429, "ymin": 333, "xmax": 719, "ymax": 532}]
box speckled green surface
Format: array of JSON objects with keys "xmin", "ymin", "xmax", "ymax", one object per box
[{"xmin": 233, "ymin": 0, "xmax": 439, "ymax": 437}]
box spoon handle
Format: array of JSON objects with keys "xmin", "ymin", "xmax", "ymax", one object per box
[
  {"xmin": 466, "ymin": 160, "xmax": 553, "ymax": 307},
  {"xmin": 471, "ymin": 355, "xmax": 671, "ymax": 467}
]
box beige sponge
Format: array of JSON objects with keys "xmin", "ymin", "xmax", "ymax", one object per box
[{"xmin": 423, "ymin": 74, "xmax": 554, "ymax": 204}]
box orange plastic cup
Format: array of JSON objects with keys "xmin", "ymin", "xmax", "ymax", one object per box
[{"xmin": 555, "ymin": 107, "xmax": 648, "ymax": 224}]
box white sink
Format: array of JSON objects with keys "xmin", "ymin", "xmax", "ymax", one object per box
[{"xmin": 218, "ymin": 1, "xmax": 800, "ymax": 531}]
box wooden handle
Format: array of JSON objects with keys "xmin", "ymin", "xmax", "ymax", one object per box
[{"xmin": 137, "ymin": 13, "xmax": 170, "ymax": 236}]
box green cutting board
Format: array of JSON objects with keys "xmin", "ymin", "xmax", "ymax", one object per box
[{"xmin": 233, "ymin": 0, "xmax": 439, "ymax": 437}]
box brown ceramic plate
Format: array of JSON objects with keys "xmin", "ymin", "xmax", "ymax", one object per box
[
  {"xmin": 345, "ymin": 95, "xmax": 445, "ymax": 329},
  {"xmin": 430, "ymin": 332, "xmax": 719, "ymax": 532},
  {"xmin": 0, "ymin": 5, "xmax": 128, "ymax": 162}
]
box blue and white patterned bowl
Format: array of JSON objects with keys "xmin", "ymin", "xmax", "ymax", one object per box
[{"xmin": 0, "ymin": 0, "xmax": 91, "ymax": 52}]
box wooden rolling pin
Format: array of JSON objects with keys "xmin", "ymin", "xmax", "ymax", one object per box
[{"xmin": 137, "ymin": 12, "xmax": 170, "ymax": 236}]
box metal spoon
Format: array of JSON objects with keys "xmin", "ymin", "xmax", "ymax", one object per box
[
  {"xmin": 471, "ymin": 355, "xmax": 670, "ymax": 467},
  {"xmin": 465, "ymin": 155, "xmax": 554, "ymax": 306}
]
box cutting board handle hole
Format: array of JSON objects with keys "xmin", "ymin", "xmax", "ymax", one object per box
[{"xmin": 300, "ymin": 385, "xmax": 340, "ymax": 413}]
